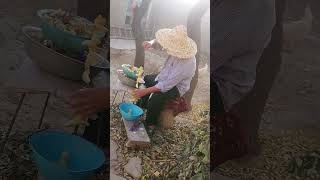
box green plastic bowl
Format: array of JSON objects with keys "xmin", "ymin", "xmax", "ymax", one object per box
[{"xmin": 37, "ymin": 9, "xmax": 104, "ymax": 53}]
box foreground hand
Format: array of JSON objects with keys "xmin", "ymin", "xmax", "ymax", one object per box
[
  {"xmin": 70, "ymin": 87, "xmax": 109, "ymax": 117},
  {"xmin": 142, "ymin": 41, "xmax": 152, "ymax": 50},
  {"xmin": 132, "ymin": 89, "xmax": 148, "ymax": 98}
]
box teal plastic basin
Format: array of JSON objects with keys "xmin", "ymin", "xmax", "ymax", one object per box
[
  {"xmin": 37, "ymin": 9, "xmax": 106, "ymax": 53},
  {"xmin": 29, "ymin": 130, "xmax": 105, "ymax": 180},
  {"xmin": 121, "ymin": 64, "xmax": 138, "ymax": 80},
  {"xmin": 40, "ymin": 22, "xmax": 90, "ymax": 53}
]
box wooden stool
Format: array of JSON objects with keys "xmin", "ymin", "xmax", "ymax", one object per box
[
  {"xmin": 159, "ymin": 109, "xmax": 175, "ymax": 129},
  {"xmin": 159, "ymin": 97, "xmax": 187, "ymax": 129}
]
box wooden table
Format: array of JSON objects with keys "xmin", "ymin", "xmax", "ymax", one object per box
[
  {"xmin": 111, "ymin": 80, "xmax": 151, "ymax": 148},
  {"xmin": 122, "ymin": 117, "xmax": 151, "ymax": 148}
]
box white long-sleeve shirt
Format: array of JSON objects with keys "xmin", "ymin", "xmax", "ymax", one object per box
[{"xmin": 155, "ymin": 55, "xmax": 196, "ymax": 96}]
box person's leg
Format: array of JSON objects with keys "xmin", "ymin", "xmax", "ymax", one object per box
[
  {"xmin": 211, "ymin": 80, "xmax": 249, "ymax": 170},
  {"xmin": 210, "ymin": 80, "xmax": 223, "ymax": 171},
  {"xmin": 231, "ymin": 0, "xmax": 285, "ymax": 162},
  {"xmin": 82, "ymin": 109, "xmax": 108, "ymax": 148},
  {"xmin": 136, "ymin": 74, "xmax": 158, "ymax": 108},
  {"xmin": 212, "ymin": 82, "xmax": 225, "ymax": 117},
  {"xmin": 145, "ymin": 87, "xmax": 180, "ymax": 127},
  {"xmin": 211, "ymin": 0, "xmax": 286, "ymax": 169},
  {"xmin": 143, "ymin": 74, "xmax": 158, "ymax": 87}
]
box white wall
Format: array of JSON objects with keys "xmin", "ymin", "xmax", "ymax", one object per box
[
  {"xmin": 110, "ymin": 0, "xmax": 210, "ymax": 54},
  {"xmin": 149, "ymin": 0, "xmax": 210, "ymax": 54},
  {"xmin": 110, "ymin": 0, "xmax": 128, "ymax": 27},
  {"xmin": 201, "ymin": 9, "xmax": 210, "ymax": 55}
]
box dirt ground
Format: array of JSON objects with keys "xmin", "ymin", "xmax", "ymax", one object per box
[{"xmin": 261, "ymin": 38, "xmax": 320, "ymax": 138}]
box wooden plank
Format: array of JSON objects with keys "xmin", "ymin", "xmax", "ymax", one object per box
[
  {"xmin": 113, "ymin": 90, "xmax": 126, "ymax": 105},
  {"xmin": 123, "ymin": 90, "xmax": 132, "ymax": 102},
  {"xmin": 122, "ymin": 118, "xmax": 150, "ymax": 148},
  {"xmin": 111, "ymin": 89, "xmax": 118, "ymax": 105}
]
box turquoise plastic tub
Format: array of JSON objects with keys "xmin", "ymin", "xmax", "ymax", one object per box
[
  {"xmin": 121, "ymin": 65, "xmax": 138, "ymax": 80},
  {"xmin": 37, "ymin": 9, "xmax": 105, "ymax": 53},
  {"xmin": 119, "ymin": 103, "xmax": 143, "ymax": 121},
  {"xmin": 29, "ymin": 130, "xmax": 105, "ymax": 180},
  {"xmin": 40, "ymin": 22, "xmax": 90, "ymax": 53}
]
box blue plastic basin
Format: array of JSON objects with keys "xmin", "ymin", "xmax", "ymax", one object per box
[
  {"xmin": 119, "ymin": 103, "xmax": 143, "ymax": 121},
  {"xmin": 29, "ymin": 130, "xmax": 105, "ymax": 180}
]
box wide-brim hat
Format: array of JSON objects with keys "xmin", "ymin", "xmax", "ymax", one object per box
[{"xmin": 155, "ymin": 25, "xmax": 197, "ymax": 59}]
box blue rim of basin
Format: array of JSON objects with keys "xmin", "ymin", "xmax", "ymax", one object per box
[
  {"xmin": 119, "ymin": 102, "xmax": 143, "ymax": 120},
  {"xmin": 37, "ymin": 9, "xmax": 94, "ymax": 39},
  {"xmin": 28, "ymin": 129, "xmax": 106, "ymax": 173}
]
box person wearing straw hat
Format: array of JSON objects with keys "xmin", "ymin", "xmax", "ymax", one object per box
[{"xmin": 133, "ymin": 25, "xmax": 197, "ymax": 135}]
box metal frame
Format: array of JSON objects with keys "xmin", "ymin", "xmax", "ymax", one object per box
[
  {"xmin": 0, "ymin": 89, "xmax": 51, "ymax": 156},
  {"xmin": 110, "ymin": 26, "xmax": 155, "ymax": 40}
]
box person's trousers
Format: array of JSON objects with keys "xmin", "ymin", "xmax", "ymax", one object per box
[
  {"xmin": 285, "ymin": 0, "xmax": 320, "ymax": 33},
  {"xmin": 136, "ymin": 74, "xmax": 180, "ymax": 126},
  {"xmin": 212, "ymin": 82, "xmax": 225, "ymax": 116},
  {"xmin": 82, "ymin": 110, "xmax": 108, "ymax": 148},
  {"xmin": 211, "ymin": 82, "xmax": 247, "ymax": 170},
  {"xmin": 210, "ymin": 0, "xmax": 285, "ymax": 170}
]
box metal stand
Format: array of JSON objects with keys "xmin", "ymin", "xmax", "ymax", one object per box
[{"xmin": 0, "ymin": 89, "xmax": 50, "ymax": 156}]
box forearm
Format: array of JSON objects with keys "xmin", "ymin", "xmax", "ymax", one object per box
[
  {"xmin": 150, "ymin": 39, "xmax": 162, "ymax": 50},
  {"xmin": 146, "ymin": 86, "xmax": 161, "ymax": 94},
  {"xmin": 149, "ymin": 39, "xmax": 156, "ymax": 45}
]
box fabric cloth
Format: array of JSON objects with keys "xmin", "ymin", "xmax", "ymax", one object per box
[
  {"xmin": 211, "ymin": 0, "xmax": 276, "ymax": 111},
  {"xmin": 212, "ymin": 81, "xmax": 225, "ymax": 116},
  {"xmin": 163, "ymin": 96, "xmax": 188, "ymax": 117},
  {"xmin": 82, "ymin": 110, "xmax": 108, "ymax": 148},
  {"xmin": 230, "ymin": 0, "xmax": 286, "ymax": 159},
  {"xmin": 137, "ymin": 75, "xmax": 180, "ymax": 126},
  {"xmin": 155, "ymin": 55, "xmax": 196, "ymax": 96},
  {"xmin": 211, "ymin": 81, "xmax": 247, "ymax": 170},
  {"xmin": 211, "ymin": 112, "xmax": 247, "ymax": 170}
]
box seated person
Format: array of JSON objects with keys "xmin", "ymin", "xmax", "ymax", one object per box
[{"xmin": 133, "ymin": 25, "xmax": 197, "ymax": 135}]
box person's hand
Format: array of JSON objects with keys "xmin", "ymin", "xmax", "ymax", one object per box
[
  {"xmin": 142, "ymin": 41, "xmax": 152, "ymax": 50},
  {"xmin": 70, "ymin": 87, "xmax": 109, "ymax": 117},
  {"xmin": 132, "ymin": 89, "xmax": 148, "ymax": 98}
]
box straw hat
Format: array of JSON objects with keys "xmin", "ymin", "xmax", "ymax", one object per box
[{"xmin": 155, "ymin": 25, "xmax": 197, "ymax": 59}]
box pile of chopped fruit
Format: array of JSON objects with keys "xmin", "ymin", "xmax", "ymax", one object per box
[
  {"xmin": 42, "ymin": 9, "xmax": 107, "ymax": 39},
  {"xmin": 121, "ymin": 64, "xmax": 144, "ymax": 87},
  {"xmin": 65, "ymin": 15, "xmax": 107, "ymax": 128}
]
